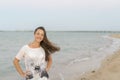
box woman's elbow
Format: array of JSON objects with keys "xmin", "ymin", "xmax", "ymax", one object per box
[{"xmin": 13, "ymin": 58, "xmax": 19, "ymax": 65}]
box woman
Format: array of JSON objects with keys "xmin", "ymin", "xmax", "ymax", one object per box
[{"xmin": 13, "ymin": 27, "xmax": 60, "ymax": 80}]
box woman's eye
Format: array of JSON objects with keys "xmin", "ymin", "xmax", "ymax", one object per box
[{"xmin": 36, "ymin": 33, "xmax": 40, "ymax": 35}]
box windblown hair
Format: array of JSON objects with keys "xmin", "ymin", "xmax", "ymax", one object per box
[{"xmin": 34, "ymin": 27, "xmax": 60, "ymax": 61}]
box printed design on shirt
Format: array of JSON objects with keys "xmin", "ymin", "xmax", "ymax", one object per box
[{"xmin": 25, "ymin": 53, "xmax": 49, "ymax": 80}]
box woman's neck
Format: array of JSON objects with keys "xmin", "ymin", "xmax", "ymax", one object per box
[{"xmin": 31, "ymin": 40, "xmax": 40, "ymax": 47}]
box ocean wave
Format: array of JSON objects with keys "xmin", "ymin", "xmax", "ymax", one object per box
[
  {"xmin": 102, "ymin": 35, "xmax": 120, "ymax": 52},
  {"xmin": 68, "ymin": 57, "xmax": 90, "ymax": 65}
]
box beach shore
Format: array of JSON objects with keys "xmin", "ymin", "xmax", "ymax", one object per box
[{"xmin": 78, "ymin": 49, "xmax": 120, "ymax": 80}]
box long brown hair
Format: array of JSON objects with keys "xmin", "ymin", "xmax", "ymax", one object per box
[{"xmin": 34, "ymin": 26, "xmax": 60, "ymax": 61}]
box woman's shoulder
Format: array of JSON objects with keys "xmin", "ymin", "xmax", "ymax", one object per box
[{"xmin": 20, "ymin": 44, "xmax": 29, "ymax": 50}]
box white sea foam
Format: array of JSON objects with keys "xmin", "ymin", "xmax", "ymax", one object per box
[
  {"xmin": 68, "ymin": 57, "xmax": 90, "ymax": 65},
  {"xmin": 102, "ymin": 35, "xmax": 120, "ymax": 52}
]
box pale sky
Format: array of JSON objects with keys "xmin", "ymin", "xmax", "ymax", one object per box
[{"xmin": 0, "ymin": 0, "xmax": 120, "ymax": 31}]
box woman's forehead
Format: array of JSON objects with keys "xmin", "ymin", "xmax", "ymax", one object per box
[{"xmin": 36, "ymin": 29, "xmax": 44, "ymax": 33}]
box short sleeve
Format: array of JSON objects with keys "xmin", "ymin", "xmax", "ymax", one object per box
[{"xmin": 15, "ymin": 45, "xmax": 26, "ymax": 60}]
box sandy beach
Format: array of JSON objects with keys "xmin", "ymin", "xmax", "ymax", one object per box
[
  {"xmin": 110, "ymin": 34, "xmax": 120, "ymax": 38},
  {"xmin": 78, "ymin": 35, "xmax": 120, "ymax": 80}
]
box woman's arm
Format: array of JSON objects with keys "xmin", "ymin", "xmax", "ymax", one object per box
[
  {"xmin": 46, "ymin": 55, "xmax": 52, "ymax": 72},
  {"xmin": 13, "ymin": 58, "xmax": 26, "ymax": 77}
]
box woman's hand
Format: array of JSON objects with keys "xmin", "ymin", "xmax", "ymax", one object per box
[
  {"xmin": 25, "ymin": 71, "xmax": 34, "ymax": 79},
  {"xmin": 46, "ymin": 68, "xmax": 49, "ymax": 72},
  {"xmin": 20, "ymin": 72, "xmax": 26, "ymax": 78}
]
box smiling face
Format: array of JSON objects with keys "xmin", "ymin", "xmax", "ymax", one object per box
[{"xmin": 34, "ymin": 29, "xmax": 44, "ymax": 43}]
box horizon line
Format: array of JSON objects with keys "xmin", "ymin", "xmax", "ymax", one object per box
[{"xmin": 0, "ymin": 30, "xmax": 120, "ymax": 32}]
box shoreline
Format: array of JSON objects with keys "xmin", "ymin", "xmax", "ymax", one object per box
[{"xmin": 78, "ymin": 49, "xmax": 120, "ymax": 80}]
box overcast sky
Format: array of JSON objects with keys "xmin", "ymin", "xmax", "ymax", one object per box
[{"xmin": 0, "ymin": 0, "xmax": 120, "ymax": 31}]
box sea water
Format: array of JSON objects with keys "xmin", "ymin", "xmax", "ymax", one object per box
[{"xmin": 0, "ymin": 31, "xmax": 120, "ymax": 80}]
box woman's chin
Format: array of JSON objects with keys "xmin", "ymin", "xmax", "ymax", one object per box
[{"xmin": 36, "ymin": 40, "xmax": 42, "ymax": 43}]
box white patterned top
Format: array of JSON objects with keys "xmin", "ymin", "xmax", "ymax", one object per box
[{"xmin": 16, "ymin": 45, "xmax": 48, "ymax": 80}]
